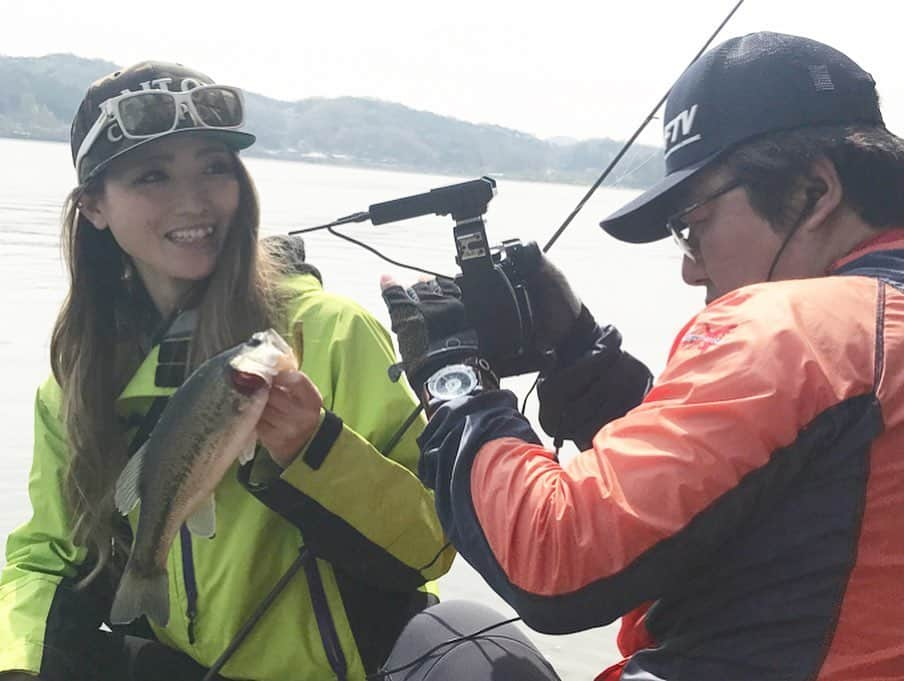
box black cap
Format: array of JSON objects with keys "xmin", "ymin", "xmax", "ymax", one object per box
[
  {"xmin": 71, "ymin": 61, "xmax": 256, "ymax": 183},
  {"xmin": 600, "ymin": 32, "xmax": 884, "ymax": 243}
]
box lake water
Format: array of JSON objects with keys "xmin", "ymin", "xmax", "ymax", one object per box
[{"xmin": 0, "ymin": 137, "xmax": 702, "ymax": 679}]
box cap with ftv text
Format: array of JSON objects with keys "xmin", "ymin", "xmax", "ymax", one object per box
[{"xmin": 600, "ymin": 32, "xmax": 884, "ymax": 243}]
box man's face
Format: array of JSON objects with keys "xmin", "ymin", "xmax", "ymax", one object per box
[{"xmin": 670, "ymin": 169, "xmax": 785, "ymax": 304}]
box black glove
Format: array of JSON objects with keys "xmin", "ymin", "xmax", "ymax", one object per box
[
  {"xmin": 537, "ymin": 321, "xmax": 652, "ymax": 450},
  {"xmin": 381, "ymin": 277, "xmax": 486, "ymax": 399},
  {"xmin": 520, "ymin": 252, "xmax": 653, "ymax": 448},
  {"xmin": 521, "ymin": 248, "xmax": 585, "ymax": 353}
]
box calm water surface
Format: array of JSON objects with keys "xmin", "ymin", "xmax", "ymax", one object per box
[{"xmin": 0, "ymin": 137, "xmax": 702, "ymax": 679}]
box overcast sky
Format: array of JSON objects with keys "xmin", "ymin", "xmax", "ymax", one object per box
[{"xmin": 3, "ymin": 0, "xmax": 902, "ymax": 146}]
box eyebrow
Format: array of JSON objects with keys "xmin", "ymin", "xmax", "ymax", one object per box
[
  {"xmin": 195, "ymin": 145, "xmax": 231, "ymax": 157},
  {"xmin": 680, "ymin": 186, "xmax": 715, "ymax": 210}
]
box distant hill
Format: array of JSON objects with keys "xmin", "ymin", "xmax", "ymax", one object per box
[{"xmin": 0, "ymin": 53, "xmax": 664, "ymax": 188}]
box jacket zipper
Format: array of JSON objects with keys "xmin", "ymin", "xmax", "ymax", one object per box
[
  {"xmin": 179, "ymin": 525, "xmax": 199, "ymax": 644},
  {"xmin": 302, "ymin": 548, "xmax": 348, "ymax": 680}
]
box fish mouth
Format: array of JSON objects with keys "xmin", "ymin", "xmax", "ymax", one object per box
[
  {"xmin": 229, "ymin": 329, "xmax": 297, "ymax": 384},
  {"xmin": 230, "ymin": 368, "xmax": 270, "ymax": 395}
]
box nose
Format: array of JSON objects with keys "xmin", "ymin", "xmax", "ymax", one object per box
[
  {"xmin": 173, "ymin": 177, "xmax": 213, "ymax": 216},
  {"xmin": 681, "ymin": 253, "xmax": 707, "ymax": 287}
]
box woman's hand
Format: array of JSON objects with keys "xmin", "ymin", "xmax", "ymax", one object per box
[{"xmin": 257, "ymin": 370, "xmax": 323, "ymax": 468}]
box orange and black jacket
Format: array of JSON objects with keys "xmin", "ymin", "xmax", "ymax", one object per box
[{"xmin": 417, "ymin": 233, "xmax": 904, "ymax": 680}]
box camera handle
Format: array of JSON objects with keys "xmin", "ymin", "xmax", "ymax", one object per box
[{"xmin": 454, "ymin": 217, "xmax": 549, "ymax": 377}]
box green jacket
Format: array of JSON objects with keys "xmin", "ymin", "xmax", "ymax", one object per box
[{"xmin": 0, "ymin": 273, "xmax": 455, "ymax": 680}]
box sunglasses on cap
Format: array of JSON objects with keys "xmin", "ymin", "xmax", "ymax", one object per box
[
  {"xmin": 74, "ymin": 84, "xmax": 246, "ymax": 176},
  {"xmin": 665, "ymin": 180, "xmax": 745, "ymax": 262}
]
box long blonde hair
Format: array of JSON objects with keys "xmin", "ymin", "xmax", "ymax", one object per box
[{"xmin": 51, "ymin": 154, "xmax": 282, "ymax": 585}]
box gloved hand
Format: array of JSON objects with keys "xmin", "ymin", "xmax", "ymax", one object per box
[
  {"xmin": 520, "ymin": 250, "xmax": 652, "ymax": 448},
  {"xmin": 537, "ymin": 325, "xmax": 652, "ymax": 450},
  {"xmin": 521, "ymin": 248, "xmax": 585, "ymax": 353},
  {"xmin": 380, "ymin": 276, "xmax": 483, "ymax": 400}
]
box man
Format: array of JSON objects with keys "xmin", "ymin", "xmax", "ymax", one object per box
[{"xmin": 381, "ymin": 32, "xmax": 904, "ymax": 680}]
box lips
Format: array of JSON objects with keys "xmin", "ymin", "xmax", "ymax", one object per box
[{"xmin": 166, "ymin": 225, "xmax": 215, "ymax": 243}]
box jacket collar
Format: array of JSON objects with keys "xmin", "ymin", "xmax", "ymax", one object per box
[
  {"xmin": 117, "ymin": 309, "xmax": 196, "ymax": 404},
  {"xmin": 832, "ymin": 228, "xmax": 904, "ymax": 289},
  {"xmin": 115, "ymin": 272, "xmax": 321, "ymax": 406}
]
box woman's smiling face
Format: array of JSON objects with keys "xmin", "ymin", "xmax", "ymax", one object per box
[{"xmin": 84, "ymin": 133, "xmax": 240, "ymax": 313}]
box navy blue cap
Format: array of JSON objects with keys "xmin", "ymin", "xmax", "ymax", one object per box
[{"xmin": 600, "ymin": 32, "xmax": 883, "ymax": 243}]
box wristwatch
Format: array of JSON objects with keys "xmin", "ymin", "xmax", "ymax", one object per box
[
  {"xmin": 425, "ymin": 363, "xmax": 480, "ymax": 401},
  {"xmin": 421, "ymin": 357, "xmax": 499, "ymax": 413}
]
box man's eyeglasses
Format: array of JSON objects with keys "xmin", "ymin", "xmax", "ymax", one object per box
[
  {"xmin": 75, "ymin": 85, "xmax": 246, "ymax": 176},
  {"xmin": 666, "ymin": 180, "xmax": 744, "ymax": 262}
]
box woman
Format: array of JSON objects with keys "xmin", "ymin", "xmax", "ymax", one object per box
[{"xmin": 0, "ymin": 61, "xmax": 455, "ymax": 681}]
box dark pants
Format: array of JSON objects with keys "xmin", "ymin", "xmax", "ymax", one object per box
[
  {"xmin": 31, "ymin": 628, "xmax": 224, "ymax": 681},
  {"xmin": 119, "ymin": 636, "xmax": 226, "ymax": 681},
  {"xmin": 50, "ymin": 601, "xmax": 559, "ymax": 681}
]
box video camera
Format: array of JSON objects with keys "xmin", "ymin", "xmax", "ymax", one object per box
[{"xmin": 366, "ymin": 176, "xmax": 550, "ymax": 378}]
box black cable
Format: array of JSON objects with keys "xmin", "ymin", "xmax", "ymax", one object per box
[
  {"xmin": 520, "ymin": 375, "xmax": 539, "ymax": 416},
  {"xmin": 289, "ymin": 211, "xmax": 371, "ymax": 234},
  {"xmin": 290, "ymin": 215, "xmax": 453, "ymax": 280},
  {"xmin": 765, "ymin": 188, "xmax": 822, "ymax": 281},
  {"xmin": 381, "ymin": 404, "xmax": 454, "ymax": 574},
  {"xmin": 366, "ymin": 616, "xmax": 523, "ymax": 680},
  {"xmin": 291, "ymin": 214, "xmax": 452, "ymax": 278},
  {"xmin": 542, "ymin": 0, "xmax": 746, "ymax": 253},
  {"xmin": 383, "ymin": 403, "xmax": 425, "ymax": 456},
  {"xmin": 326, "ymin": 226, "xmax": 452, "ymax": 279},
  {"xmin": 765, "ymin": 217, "xmax": 805, "ymax": 282},
  {"xmin": 416, "ymin": 541, "xmax": 454, "ymax": 573}
]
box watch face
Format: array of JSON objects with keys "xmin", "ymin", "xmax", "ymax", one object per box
[{"xmin": 426, "ymin": 364, "xmax": 479, "ymax": 401}]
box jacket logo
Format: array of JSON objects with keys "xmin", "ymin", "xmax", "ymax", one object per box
[
  {"xmin": 681, "ymin": 322, "xmax": 736, "ymax": 349},
  {"xmin": 663, "ymin": 104, "xmax": 701, "ymax": 160}
]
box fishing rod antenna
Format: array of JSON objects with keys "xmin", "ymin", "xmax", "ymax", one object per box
[{"xmin": 542, "ymin": 0, "xmax": 746, "ymax": 253}]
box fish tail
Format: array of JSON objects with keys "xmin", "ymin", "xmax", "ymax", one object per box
[{"xmin": 110, "ymin": 561, "xmax": 170, "ymax": 626}]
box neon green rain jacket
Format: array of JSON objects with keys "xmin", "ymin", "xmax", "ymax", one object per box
[{"xmin": 0, "ymin": 273, "xmax": 455, "ymax": 680}]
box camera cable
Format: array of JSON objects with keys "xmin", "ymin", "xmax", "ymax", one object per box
[
  {"xmin": 291, "ymin": 217, "xmax": 453, "ymax": 280},
  {"xmin": 268, "ymin": 5, "xmax": 749, "ymax": 679}
]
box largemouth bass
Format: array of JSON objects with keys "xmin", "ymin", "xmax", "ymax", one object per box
[{"xmin": 110, "ymin": 328, "xmax": 298, "ymax": 626}]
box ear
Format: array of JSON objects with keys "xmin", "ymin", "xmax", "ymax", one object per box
[
  {"xmin": 797, "ymin": 156, "xmax": 843, "ymax": 235},
  {"xmin": 78, "ymin": 192, "xmax": 109, "ymax": 231}
]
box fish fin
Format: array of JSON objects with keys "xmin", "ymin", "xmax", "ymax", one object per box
[
  {"xmin": 110, "ymin": 561, "xmax": 170, "ymax": 626},
  {"xmin": 238, "ymin": 437, "xmax": 257, "ymax": 466},
  {"xmin": 186, "ymin": 495, "xmax": 217, "ymax": 538},
  {"xmin": 114, "ymin": 443, "xmax": 146, "ymax": 515}
]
